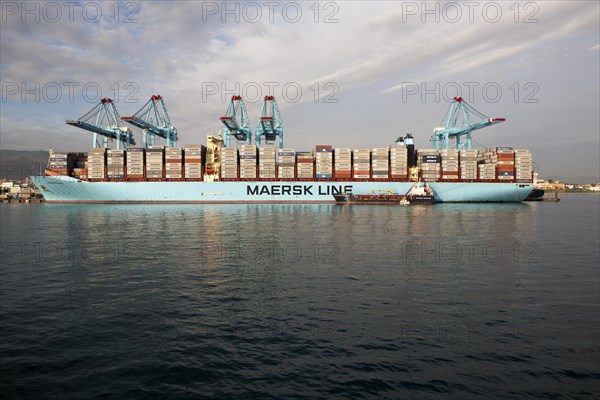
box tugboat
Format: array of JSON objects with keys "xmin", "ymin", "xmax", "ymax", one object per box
[
  {"xmin": 333, "ymin": 190, "xmax": 405, "ymax": 204},
  {"xmin": 406, "ymin": 184, "xmax": 435, "ymax": 204},
  {"xmin": 333, "ymin": 184, "xmax": 435, "ymax": 205}
]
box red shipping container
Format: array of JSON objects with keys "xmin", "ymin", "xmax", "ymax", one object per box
[
  {"xmin": 497, "ymin": 165, "xmax": 514, "ymax": 172},
  {"xmin": 496, "ymin": 154, "xmax": 515, "ymax": 161}
]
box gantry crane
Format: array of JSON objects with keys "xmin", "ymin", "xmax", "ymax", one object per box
[
  {"xmin": 432, "ymin": 97, "xmax": 505, "ymax": 150},
  {"xmin": 220, "ymin": 95, "xmax": 252, "ymax": 147},
  {"xmin": 121, "ymin": 95, "xmax": 178, "ymax": 147},
  {"xmin": 66, "ymin": 98, "xmax": 135, "ymax": 149},
  {"xmin": 255, "ymin": 96, "xmax": 283, "ymax": 149}
]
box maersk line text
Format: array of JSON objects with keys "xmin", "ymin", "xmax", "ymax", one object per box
[{"xmin": 246, "ymin": 185, "xmax": 353, "ymax": 196}]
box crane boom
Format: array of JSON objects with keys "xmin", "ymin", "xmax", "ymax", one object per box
[
  {"xmin": 432, "ymin": 97, "xmax": 505, "ymax": 150},
  {"xmin": 66, "ymin": 98, "xmax": 135, "ymax": 149},
  {"xmin": 121, "ymin": 95, "xmax": 178, "ymax": 147}
]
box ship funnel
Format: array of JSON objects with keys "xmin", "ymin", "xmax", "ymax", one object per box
[{"xmin": 404, "ymin": 134, "xmax": 416, "ymax": 167}]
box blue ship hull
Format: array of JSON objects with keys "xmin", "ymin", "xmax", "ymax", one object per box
[{"xmin": 31, "ymin": 176, "xmax": 533, "ymax": 203}]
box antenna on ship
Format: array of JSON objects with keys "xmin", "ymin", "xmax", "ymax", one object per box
[
  {"xmin": 121, "ymin": 95, "xmax": 178, "ymax": 148},
  {"xmin": 220, "ymin": 96, "xmax": 252, "ymax": 147},
  {"xmin": 66, "ymin": 98, "xmax": 135, "ymax": 149},
  {"xmin": 431, "ymin": 97, "xmax": 505, "ymax": 150},
  {"xmin": 255, "ymin": 96, "xmax": 283, "ymax": 149}
]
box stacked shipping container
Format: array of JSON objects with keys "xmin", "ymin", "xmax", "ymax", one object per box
[
  {"xmin": 477, "ymin": 149, "xmax": 495, "ymax": 180},
  {"xmin": 259, "ymin": 147, "xmax": 276, "ymax": 179},
  {"xmin": 478, "ymin": 163, "xmax": 496, "ymax": 180},
  {"xmin": 72, "ymin": 154, "xmax": 87, "ymax": 178},
  {"xmin": 353, "ymin": 149, "xmax": 370, "ymax": 179},
  {"xmin": 184, "ymin": 145, "xmax": 205, "ymax": 179},
  {"xmin": 146, "ymin": 146, "xmax": 164, "ymax": 179},
  {"xmin": 314, "ymin": 145, "xmax": 333, "ymax": 179},
  {"xmin": 165, "ymin": 147, "xmax": 183, "ymax": 179},
  {"xmin": 107, "ymin": 149, "xmax": 125, "ymax": 179},
  {"xmin": 390, "ymin": 145, "xmax": 408, "ymax": 179},
  {"xmin": 334, "ymin": 148, "xmax": 352, "ymax": 179},
  {"xmin": 127, "ymin": 148, "xmax": 144, "ymax": 178},
  {"xmin": 515, "ymin": 149, "xmax": 533, "ymax": 182},
  {"xmin": 221, "ymin": 147, "xmax": 238, "ymax": 179},
  {"xmin": 296, "ymin": 152, "xmax": 314, "ymax": 179},
  {"xmin": 371, "ymin": 147, "xmax": 389, "ymax": 179},
  {"xmin": 277, "ymin": 148, "xmax": 296, "ymax": 179},
  {"xmin": 440, "ymin": 149, "xmax": 459, "ymax": 180},
  {"xmin": 492, "ymin": 147, "xmax": 515, "ymax": 181},
  {"xmin": 459, "ymin": 149, "xmax": 478, "ymax": 180},
  {"xmin": 418, "ymin": 149, "xmax": 440, "ymax": 182},
  {"xmin": 87, "ymin": 148, "xmax": 106, "ymax": 179},
  {"xmin": 239, "ymin": 145, "xmax": 257, "ymax": 179},
  {"xmin": 66, "ymin": 144, "xmax": 533, "ymax": 184},
  {"xmin": 48, "ymin": 152, "xmax": 68, "ymax": 175}
]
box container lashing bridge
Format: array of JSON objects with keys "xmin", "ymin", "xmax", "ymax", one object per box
[
  {"xmin": 66, "ymin": 98, "xmax": 135, "ymax": 149},
  {"xmin": 432, "ymin": 97, "xmax": 505, "ymax": 150},
  {"xmin": 121, "ymin": 95, "xmax": 178, "ymax": 148},
  {"xmin": 255, "ymin": 95, "xmax": 283, "ymax": 149},
  {"xmin": 220, "ymin": 95, "xmax": 252, "ymax": 147}
]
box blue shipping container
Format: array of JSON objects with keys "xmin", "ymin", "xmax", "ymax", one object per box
[{"xmin": 422, "ymin": 155, "xmax": 440, "ymax": 163}]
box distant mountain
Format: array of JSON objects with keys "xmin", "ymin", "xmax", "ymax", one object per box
[{"xmin": 0, "ymin": 150, "xmax": 48, "ymax": 180}]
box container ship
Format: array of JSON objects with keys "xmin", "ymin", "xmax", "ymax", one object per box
[{"xmin": 31, "ymin": 96, "xmax": 534, "ymax": 203}]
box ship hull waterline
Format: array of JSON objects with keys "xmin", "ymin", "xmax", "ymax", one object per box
[{"xmin": 31, "ymin": 176, "xmax": 534, "ymax": 204}]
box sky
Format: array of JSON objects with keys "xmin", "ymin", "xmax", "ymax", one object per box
[{"xmin": 1, "ymin": 1, "xmax": 598, "ymax": 180}]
